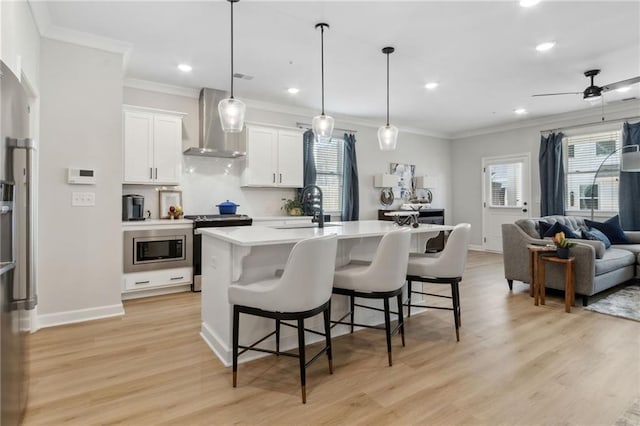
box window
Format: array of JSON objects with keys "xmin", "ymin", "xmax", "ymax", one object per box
[
  {"xmin": 564, "ymin": 130, "xmax": 621, "ymax": 213},
  {"xmin": 488, "ymin": 162, "xmax": 523, "ymax": 207},
  {"xmin": 313, "ymin": 137, "xmax": 344, "ymax": 214}
]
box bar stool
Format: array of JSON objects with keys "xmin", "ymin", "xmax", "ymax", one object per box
[
  {"xmin": 405, "ymin": 223, "xmax": 471, "ymax": 341},
  {"xmin": 332, "ymin": 228, "xmax": 412, "ymax": 366},
  {"xmin": 228, "ymin": 234, "xmax": 338, "ymax": 404}
]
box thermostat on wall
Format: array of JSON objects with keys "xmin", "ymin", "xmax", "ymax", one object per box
[{"xmin": 68, "ymin": 168, "xmax": 96, "ymax": 185}]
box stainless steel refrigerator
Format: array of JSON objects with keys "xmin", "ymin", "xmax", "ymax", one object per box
[{"xmin": 1, "ymin": 60, "xmax": 36, "ymax": 426}]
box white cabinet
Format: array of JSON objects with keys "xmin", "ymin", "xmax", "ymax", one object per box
[
  {"xmin": 123, "ymin": 267, "xmax": 192, "ymax": 292},
  {"xmin": 123, "ymin": 106, "xmax": 185, "ymax": 185},
  {"xmin": 241, "ymin": 125, "xmax": 303, "ymax": 187}
]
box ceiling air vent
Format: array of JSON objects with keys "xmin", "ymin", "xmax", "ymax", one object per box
[{"xmin": 233, "ymin": 73, "xmax": 254, "ymax": 80}]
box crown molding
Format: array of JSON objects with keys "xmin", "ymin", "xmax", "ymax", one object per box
[
  {"xmin": 124, "ymin": 78, "xmax": 200, "ymax": 99},
  {"xmin": 28, "ymin": 1, "xmax": 132, "ymax": 71},
  {"xmin": 450, "ymin": 99, "xmax": 640, "ymax": 140}
]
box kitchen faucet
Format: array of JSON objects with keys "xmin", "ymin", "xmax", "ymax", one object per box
[{"xmin": 301, "ymin": 185, "xmax": 324, "ymax": 228}]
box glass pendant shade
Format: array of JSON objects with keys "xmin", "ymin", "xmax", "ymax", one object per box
[
  {"xmin": 378, "ymin": 124, "xmax": 398, "ymax": 151},
  {"xmin": 312, "ymin": 114, "xmax": 334, "ymax": 141},
  {"xmin": 218, "ymin": 97, "xmax": 246, "ymax": 132}
]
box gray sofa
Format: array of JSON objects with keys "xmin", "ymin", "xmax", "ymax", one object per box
[{"xmin": 502, "ymin": 215, "xmax": 640, "ymax": 305}]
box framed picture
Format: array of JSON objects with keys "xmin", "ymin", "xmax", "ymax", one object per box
[
  {"xmin": 390, "ymin": 162, "xmax": 416, "ymax": 201},
  {"xmin": 159, "ymin": 190, "xmax": 182, "ymax": 218}
]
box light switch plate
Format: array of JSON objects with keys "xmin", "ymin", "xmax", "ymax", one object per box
[{"xmin": 72, "ymin": 192, "xmax": 95, "ymax": 206}]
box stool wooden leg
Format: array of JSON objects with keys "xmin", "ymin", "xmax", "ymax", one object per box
[
  {"xmin": 297, "ymin": 319, "xmax": 307, "ymax": 404},
  {"xmin": 396, "ymin": 293, "xmax": 405, "ymax": 347},
  {"xmin": 322, "ymin": 303, "xmax": 333, "ymax": 374},
  {"xmin": 275, "ymin": 319, "xmax": 280, "ymax": 355},
  {"xmin": 232, "ymin": 306, "xmax": 240, "ymax": 388},
  {"xmin": 538, "ymin": 260, "xmax": 546, "ymax": 305},
  {"xmin": 350, "ymin": 295, "xmax": 355, "ymax": 333},
  {"xmin": 529, "ymin": 251, "xmax": 535, "ymax": 297},
  {"xmin": 383, "ymin": 297, "xmax": 393, "ymax": 366},
  {"xmin": 407, "ymin": 280, "xmax": 412, "ymax": 317}
]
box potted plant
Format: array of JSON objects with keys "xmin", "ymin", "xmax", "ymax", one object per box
[
  {"xmin": 552, "ymin": 231, "xmax": 575, "ymax": 259},
  {"xmin": 282, "ymin": 197, "xmax": 303, "ymax": 216}
]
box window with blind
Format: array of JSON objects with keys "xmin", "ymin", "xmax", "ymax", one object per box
[
  {"xmin": 313, "ymin": 137, "xmax": 344, "ymax": 214},
  {"xmin": 564, "ymin": 130, "xmax": 622, "ymax": 214}
]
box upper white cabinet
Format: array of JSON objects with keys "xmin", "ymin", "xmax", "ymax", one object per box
[
  {"xmin": 123, "ymin": 106, "xmax": 185, "ymax": 185},
  {"xmin": 241, "ymin": 124, "xmax": 303, "ymax": 187}
]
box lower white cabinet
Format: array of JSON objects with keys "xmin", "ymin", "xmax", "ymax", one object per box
[{"xmin": 122, "ymin": 267, "xmax": 192, "ymax": 292}]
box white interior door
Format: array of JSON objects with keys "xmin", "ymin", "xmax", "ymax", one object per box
[{"xmin": 482, "ymin": 153, "xmax": 531, "ymax": 252}]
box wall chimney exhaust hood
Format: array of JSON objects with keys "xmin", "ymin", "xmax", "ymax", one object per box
[{"xmin": 183, "ymin": 88, "xmax": 246, "ymax": 158}]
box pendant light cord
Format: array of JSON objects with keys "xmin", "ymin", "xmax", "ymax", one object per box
[
  {"xmin": 230, "ymin": 0, "xmax": 235, "ymax": 99},
  {"xmin": 320, "ymin": 25, "xmax": 325, "ymax": 115},
  {"xmin": 386, "ymin": 51, "xmax": 390, "ymax": 126}
]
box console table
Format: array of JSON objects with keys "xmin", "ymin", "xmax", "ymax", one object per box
[{"xmin": 378, "ymin": 208, "xmax": 445, "ymax": 251}]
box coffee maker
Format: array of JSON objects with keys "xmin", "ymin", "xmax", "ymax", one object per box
[{"xmin": 122, "ymin": 194, "xmax": 145, "ymax": 221}]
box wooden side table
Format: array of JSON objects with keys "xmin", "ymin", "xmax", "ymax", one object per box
[
  {"xmin": 527, "ymin": 245, "xmax": 556, "ymax": 303},
  {"xmin": 538, "ymin": 256, "xmax": 576, "ymax": 313}
]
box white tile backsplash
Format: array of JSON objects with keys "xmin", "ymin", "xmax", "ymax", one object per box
[{"xmin": 123, "ymin": 156, "xmax": 296, "ymax": 219}]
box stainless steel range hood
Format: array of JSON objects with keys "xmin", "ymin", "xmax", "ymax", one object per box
[{"xmin": 183, "ymin": 88, "xmax": 246, "ymax": 158}]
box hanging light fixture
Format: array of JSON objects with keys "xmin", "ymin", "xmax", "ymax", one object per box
[
  {"xmin": 378, "ymin": 46, "xmax": 398, "ymax": 151},
  {"xmin": 218, "ymin": 0, "xmax": 246, "ymax": 133},
  {"xmin": 312, "ymin": 23, "xmax": 334, "ymax": 141}
]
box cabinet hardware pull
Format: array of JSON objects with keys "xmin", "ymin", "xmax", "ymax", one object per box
[
  {"xmin": 135, "ymin": 280, "xmax": 150, "ymax": 285},
  {"xmin": 154, "ymin": 168, "xmax": 158, "ymax": 179},
  {"xmin": 273, "ymin": 173, "xmax": 276, "ymax": 183},
  {"xmin": 150, "ymin": 168, "xmax": 153, "ymax": 179},
  {"xmin": 279, "ymin": 173, "xmax": 282, "ymax": 183},
  {"xmin": 170, "ymin": 276, "xmax": 184, "ymax": 280}
]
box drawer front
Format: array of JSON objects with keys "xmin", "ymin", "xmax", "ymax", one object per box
[{"xmin": 123, "ymin": 267, "xmax": 192, "ymax": 292}]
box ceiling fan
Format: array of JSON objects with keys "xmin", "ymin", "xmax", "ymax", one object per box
[{"xmin": 532, "ymin": 69, "xmax": 640, "ymax": 101}]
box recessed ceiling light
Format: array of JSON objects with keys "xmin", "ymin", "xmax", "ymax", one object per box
[
  {"xmin": 520, "ymin": 0, "xmax": 540, "ymax": 7},
  {"xmin": 616, "ymin": 86, "xmax": 631, "ymax": 93},
  {"xmin": 535, "ymin": 41, "xmax": 556, "ymax": 52},
  {"xmin": 514, "ymin": 108, "xmax": 527, "ymax": 115},
  {"xmin": 424, "ymin": 82, "xmax": 439, "ymax": 90},
  {"xmin": 287, "ymin": 87, "xmax": 300, "ymax": 94},
  {"xmin": 177, "ymin": 64, "xmax": 192, "ymax": 72}
]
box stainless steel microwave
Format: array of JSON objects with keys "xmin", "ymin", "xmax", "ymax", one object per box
[{"xmin": 123, "ymin": 228, "xmax": 193, "ymax": 273}]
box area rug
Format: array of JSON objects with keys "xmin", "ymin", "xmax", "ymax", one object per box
[
  {"xmin": 616, "ymin": 397, "xmax": 640, "ymax": 426},
  {"xmin": 585, "ymin": 285, "xmax": 640, "ymax": 322}
]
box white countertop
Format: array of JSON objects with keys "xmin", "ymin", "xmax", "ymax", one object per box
[
  {"xmin": 122, "ymin": 219, "xmax": 193, "ymax": 228},
  {"xmin": 252, "ymin": 216, "xmax": 314, "ymax": 222},
  {"xmin": 199, "ymin": 220, "xmax": 453, "ymax": 247}
]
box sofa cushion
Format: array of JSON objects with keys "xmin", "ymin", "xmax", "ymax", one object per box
[
  {"xmin": 594, "ymin": 248, "xmax": 636, "ymax": 276},
  {"xmin": 541, "ymin": 221, "xmax": 579, "ymax": 239},
  {"xmin": 515, "ymin": 219, "xmax": 541, "ymax": 239},
  {"xmin": 574, "ymin": 239, "xmax": 606, "ymax": 259},
  {"xmin": 585, "ymin": 215, "xmax": 631, "ymax": 245},
  {"xmin": 542, "ymin": 215, "xmax": 587, "ymax": 231},
  {"xmin": 583, "ymin": 228, "xmax": 611, "ymax": 249},
  {"xmin": 611, "ymin": 244, "xmax": 640, "ymax": 254}
]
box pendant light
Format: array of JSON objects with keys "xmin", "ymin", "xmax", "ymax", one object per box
[
  {"xmin": 378, "ymin": 46, "xmax": 398, "ymax": 151},
  {"xmin": 218, "ymin": 0, "xmax": 246, "ymax": 133},
  {"xmin": 312, "ymin": 23, "xmax": 334, "ymax": 141}
]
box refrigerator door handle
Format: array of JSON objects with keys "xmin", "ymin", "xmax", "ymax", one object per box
[{"xmin": 7, "ymin": 137, "xmax": 37, "ymax": 310}]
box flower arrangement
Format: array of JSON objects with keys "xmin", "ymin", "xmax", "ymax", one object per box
[
  {"xmin": 552, "ymin": 232, "xmax": 575, "ymax": 249},
  {"xmin": 281, "ymin": 197, "xmax": 303, "ymax": 216}
]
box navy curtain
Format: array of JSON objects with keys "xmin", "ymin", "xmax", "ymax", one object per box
[
  {"xmin": 341, "ymin": 133, "xmax": 359, "ymax": 221},
  {"xmin": 619, "ymin": 121, "xmax": 640, "ymax": 230},
  {"xmin": 539, "ymin": 132, "xmax": 565, "ymax": 216}
]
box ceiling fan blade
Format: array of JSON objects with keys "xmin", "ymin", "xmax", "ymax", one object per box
[
  {"xmin": 601, "ymin": 76, "xmax": 640, "ymax": 92},
  {"xmin": 532, "ymin": 92, "xmax": 581, "ymax": 97}
]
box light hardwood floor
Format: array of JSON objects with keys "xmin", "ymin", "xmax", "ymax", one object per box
[{"xmin": 23, "ymin": 251, "xmax": 639, "ymax": 425}]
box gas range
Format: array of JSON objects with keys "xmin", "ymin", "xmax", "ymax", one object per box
[{"xmin": 184, "ymin": 214, "xmax": 253, "ymax": 228}]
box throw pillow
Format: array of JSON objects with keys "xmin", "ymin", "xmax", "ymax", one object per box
[
  {"xmin": 584, "ymin": 215, "xmax": 630, "ymax": 244},
  {"xmin": 583, "ymin": 227, "xmax": 611, "ymax": 249},
  {"xmin": 541, "ymin": 222, "xmax": 578, "ymax": 239},
  {"xmin": 538, "ymin": 221, "xmax": 551, "ymax": 238}
]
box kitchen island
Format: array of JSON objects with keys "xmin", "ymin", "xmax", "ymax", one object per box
[{"xmin": 199, "ymin": 220, "xmax": 454, "ymax": 366}]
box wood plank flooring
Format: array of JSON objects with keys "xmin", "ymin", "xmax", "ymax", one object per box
[{"xmin": 23, "ymin": 251, "xmax": 639, "ymax": 425}]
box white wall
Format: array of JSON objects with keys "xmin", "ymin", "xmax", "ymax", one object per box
[
  {"xmin": 38, "ymin": 39, "xmax": 124, "ymax": 323},
  {"xmin": 451, "ymin": 101, "xmax": 640, "ymax": 246},
  {"xmin": 122, "ymin": 87, "xmax": 453, "ymax": 220}
]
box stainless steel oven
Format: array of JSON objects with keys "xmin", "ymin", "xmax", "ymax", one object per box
[{"xmin": 123, "ymin": 229, "xmax": 193, "ymax": 273}]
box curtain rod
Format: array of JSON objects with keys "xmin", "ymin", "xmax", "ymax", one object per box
[
  {"xmin": 296, "ymin": 122, "xmax": 358, "ymax": 134},
  {"xmin": 540, "ymin": 115, "xmax": 640, "ymax": 134}
]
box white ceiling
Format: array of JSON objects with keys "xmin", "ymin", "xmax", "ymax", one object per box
[{"xmin": 39, "ymin": 1, "xmax": 640, "ymax": 138}]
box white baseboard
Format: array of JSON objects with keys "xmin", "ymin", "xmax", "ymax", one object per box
[
  {"xmin": 468, "ymin": 244, "xmax": 484, "ymax": 251},
  {"xmin": 121, "ymin": 284, "xmax": 191, "ymax": 300},
  {"xmin": 37, "ymin": 303, "xmax": 125, "ymax": 329}
]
